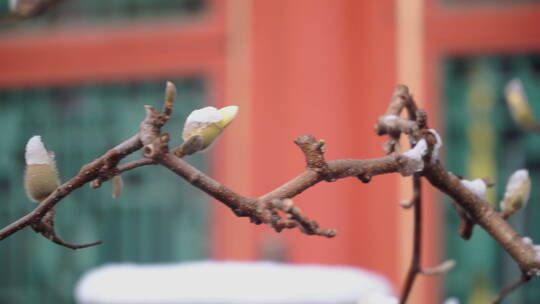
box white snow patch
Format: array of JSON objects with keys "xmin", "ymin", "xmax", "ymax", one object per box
[
  {"xmin": 460, "ymin": 179, "xmax": 487, "ymax": 200},
  {"xmin": 25, "ymin": 136, "xmax": 51, "ymax": 165},
  {"xmin": 399, "ymin": 139, "xmax": 428, "ymax": 176},
  {"xmin": 381, "ymin": 115, "xmax": 398, "ymax": 125},
  {"xmin": 182, "ymin": 106, "xmax": 224, "ymax": 141},
  {"xmin": 185, "ymin": 106, "xmax": 222, "ymax": 125},
  {"xmin": 75, "ymin": 261, "xmax": 394, "ymax": 304},
  {"xmin": 443, "ymin": 297, "xmax": 460, "ymax": 304},
  {"xmin": 535, "ymin": 244, "xmax": 540, "ymax": 263},
  {"xmin": 357, "ymin": 292, "xmax": 398, "ymax": 304},
  {"xmin": 428, "ymin": 129, "xmax": 442, "ymax": 163},
  {"xmin": 527, "ymin": 268, "xmax": 540, "ymax": 277},
  {"xmin": 522, "ymin": 237, "xmax": 540, "ymax": 265},
  {"xmin": 9, "ymin": 0, "xmax": 17, "ymax": 11}
]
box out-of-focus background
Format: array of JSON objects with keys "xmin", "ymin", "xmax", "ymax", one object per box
[{"xmin": 0, "ymin": 0, "xmax": 540, "ymax": 303}]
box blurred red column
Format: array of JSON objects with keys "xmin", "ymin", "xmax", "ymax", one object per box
[{"xmin": 214, "ymin": 0, "xmax": 406, "ymax": 288}]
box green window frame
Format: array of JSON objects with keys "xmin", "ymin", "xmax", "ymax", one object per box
[
  {"xmin": 0, "ymin": 77, "xmax": 210, "ymax": 304},
  {"xmin": 0, "ymin": 0, "xmax": 206, "ymax": 26},
  {"xmin": 444, "ymin": 55, "xmax": 540, "ymax": 303}
]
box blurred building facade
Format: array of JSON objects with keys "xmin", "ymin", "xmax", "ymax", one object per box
[{"xmin": 0, "ymin": 0, "xmax": 540, "ymax": 303}]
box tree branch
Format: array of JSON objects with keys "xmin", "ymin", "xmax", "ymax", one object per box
[
  {"xmin": 30, "ymin": 209, "xmax": 102, "ymax": 250},
  {"xmin": 0, "ymin": 82, "xmax": 539, "ymax": 301},
  {"xmin": 400, "ymin": 174, "xmax": 423, "ymax": 304},
  {"xmin": 493, "ymin": 273, "xmax": 532, "ymax": 304},
  {"xmin": 0, "ymin": 135, "xmax": 143, "ymax": 242}
]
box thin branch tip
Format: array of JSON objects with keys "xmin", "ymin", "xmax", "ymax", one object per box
[
  {"xmin": 421, "ymin": 259, "xmax": 456, "ymax": 276},
  {"xmin": 163, "ymin": 81, "xmax": 177, "ymax": 115}
]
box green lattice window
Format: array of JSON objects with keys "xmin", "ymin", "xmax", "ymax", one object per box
[
  {"xmin": 0, "ymin": 0, "xmax": 206, "ymax": 26},
  {"xmin": 444, "ymin": 55, "xmax": 540, "ymax": 303},
  {"xmin": 0, "ymin": 78, "xmax": 210, "ymax": 304},
  {"xmin": 443, "ymin": 0, "xmax": 540, "ymax": 4}
]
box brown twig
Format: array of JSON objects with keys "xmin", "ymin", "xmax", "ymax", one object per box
[
  {"xmin": 375, "ymin": 85, "xmax": 537, "ymax": 300},
  {"xmin": 400, "ymin": 174, "xmax": 423, "ymax": 304},
  {"xmin": 0, "ymin": 135, "xmax": 142, "ymax": 242},
  {"xmin": 134, "ymin": 99, "xmax": 412, "ymax": 237},
  {"xmin": 0, "ymin": 82, "xmax": 539, "ymax": 301},
  {"xmin": 493, "ymin": 273, "xmax": 532, "ymax": 304},
  {"xmin": 30, "ymin": 209, "xmax": 102, "ymax": 250},
  {"xmin": 420, "ymin": 260, "xmax": 456, "ymax": 276},
  {"xmin": 90, "ymin": 142, "xmax": 195, "ymax": 189}
]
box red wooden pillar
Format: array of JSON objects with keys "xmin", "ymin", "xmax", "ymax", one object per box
[{"xmin": 216, "ymin": 0, "xmax": 403, "ymax": 287}]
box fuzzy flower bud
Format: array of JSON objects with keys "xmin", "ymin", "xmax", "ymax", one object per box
[
  {"xmin": 505, "ymin": 79, "xmax": 536, "ymax": 130},
  {"xmin": 24, "ymin": 136, "xmax": 60, "ymax": 203},
  {"xmin": 500, "ymin": 169, "xmax": 530, "ymax": 218},
  {"xmin": 181, "ymin": 106, "xmax": 239, "ymax": 154}
]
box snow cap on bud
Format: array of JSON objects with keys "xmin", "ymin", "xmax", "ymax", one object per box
[
  {"xmin": 500, "ymin": 169, "xmax": 531, "ymax": 218},
  {"xmin": 399, "ymin": 139, "xmax": 428, "ymax": 176},
  {"xmin": 460, "ymin": 178, "xmax": 487, "ymax": 200},
  {"xmin": 181, "ymin": 106, "xmax": 239, "ymax": 153},
  {"xmin": 24, "ymin": 136, "xmax": 60, "ymax": 203},
  {"xmin": 25, "ymin": 135, "xmax": 52, "ymax": 165},
  {"xmin": 505, "ymin": 79, "xmax": 536, "ymax": 130}
]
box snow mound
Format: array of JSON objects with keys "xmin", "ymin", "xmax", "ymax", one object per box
[{"xmin": 75, "ymin": 261, "xmax": 394, "ymax": 304}]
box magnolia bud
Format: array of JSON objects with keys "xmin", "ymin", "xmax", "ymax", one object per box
[
  {"xmin": 24, "ymin": 136, "xmax": 60, "ymax": 203},
  {"xmin": 500, "ymin": 169, "xmax": 531, "ymax": 219},
  {"xmin": 111, "ymin": 175, "xmax": 124, "ymax": 199},
  {"xmin": 181, "ymin": 105, "xmax": 239, "ymax": 154},
  {"xmin": 505, "ymin": 79, "xmax": 537, "ymax": 131}
]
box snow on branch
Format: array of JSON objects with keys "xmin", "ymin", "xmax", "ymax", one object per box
[{"xmin": 0, "ymin": 82, "xmax": 538, "ymax": 303}]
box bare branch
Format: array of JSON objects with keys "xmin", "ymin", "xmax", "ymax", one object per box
[
  {"xmin": 0, "ymin": 134, "xmax": 142, "ymax": 242},
  {"xmin": 294, "ymin": 135, "xmax": 331, "ymax": 179},
  {"xmin": 30, "ymin": 209, "xmax": 102, "ymax": 250},
  {"xmin": 162, "ymin": 81, "xmax": 176, "ymax": 117},
  {"xmin": 423, "ymin": 162, "xmax": 540, "ymax": 272},
  {"xmin": 0, "ymin": 82, "xmax": 179, "ymax": 244},
  {"xmin": 400, "ymin": 174, "xmax": 423, "ymax": 304},
  {"xmin": 1, "ymin": 81, "xmax": 539, "ymax": 301},
  {"xmin": 493, "ymin": 274, "xmax": 532, "ymax": 304},
  {"xmin": 420, "ymin": 260, "xmax": 456, "ymax": 276}
]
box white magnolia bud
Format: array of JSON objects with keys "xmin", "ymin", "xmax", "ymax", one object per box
[
  {"xmin": 505, "ymin": 79, "xmax": 537, "ymax": 130},
  {"xmin": 24, "ymin": 136, "xmax": 60, "ymax": 203},
  {"xmin": 112, "ymin": 175, "xmax": 124, "ymax": 199},
  {"xmin": 500, "ymin": 169, "xmax": 531, "ymax": 218},
  {"xmin": 181, "ymin": 105, "xmax": 239, "ymax": 154}
]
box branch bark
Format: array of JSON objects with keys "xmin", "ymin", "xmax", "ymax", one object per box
[{"xmin": 0, "ymin": 82, "xmax": 538, "ymax": 301}]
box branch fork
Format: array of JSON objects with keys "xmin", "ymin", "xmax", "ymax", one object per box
[{"xmin": 0, "ymin": 81, "xmax": 538, "ymax": 302}]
